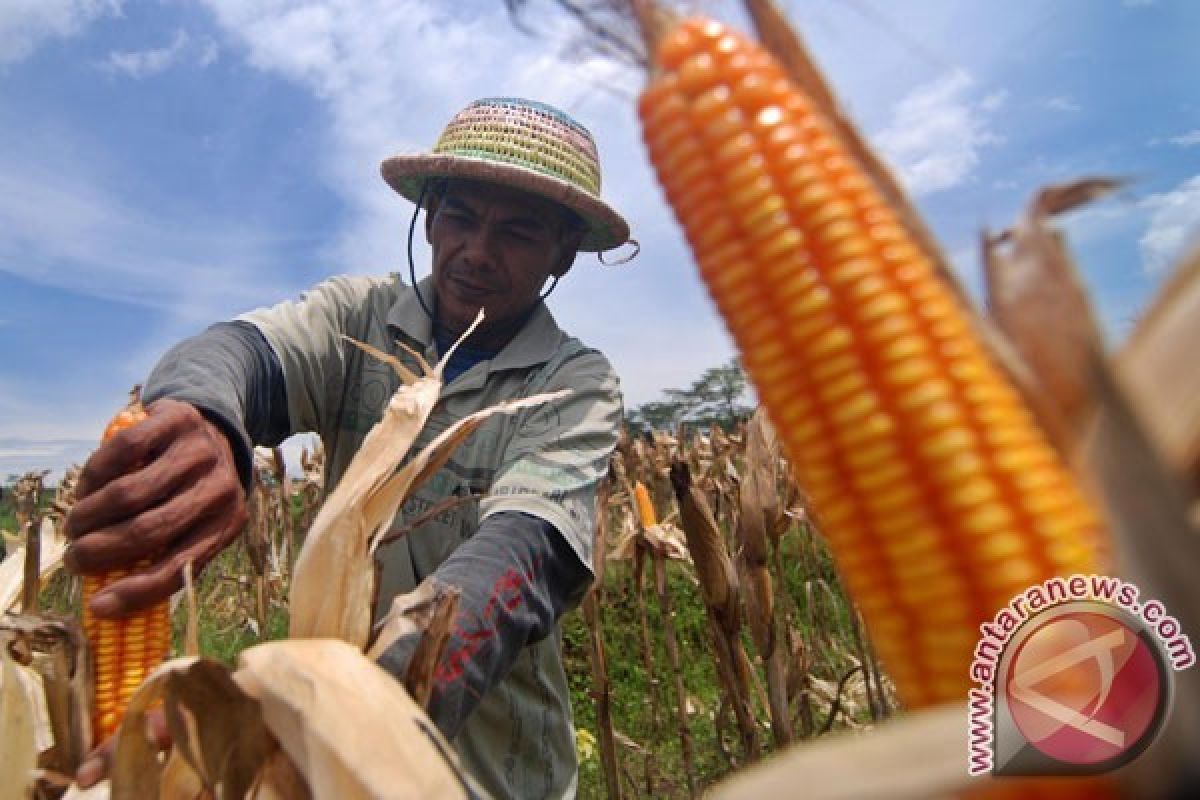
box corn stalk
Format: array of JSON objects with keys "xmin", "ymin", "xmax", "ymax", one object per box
[
  {"xmin": 669, "ymin": 461, "xmax": 759, "ymax": 764},
  {"xmin": 583, "ymin": 472, "xmax": 623, "ymax": 800},
  {"xmin": 734, "ymin": 410, "xmax": 792, "ymax": 746}
]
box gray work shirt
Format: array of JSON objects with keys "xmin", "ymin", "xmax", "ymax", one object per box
[{"xmin": 238, "ymin": 273, "xmax": 621, "ymax": 800}]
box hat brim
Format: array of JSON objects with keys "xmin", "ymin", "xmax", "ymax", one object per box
[{"xmin": 381, "ymin": 153, "xmax": 629, "ymax": 253}]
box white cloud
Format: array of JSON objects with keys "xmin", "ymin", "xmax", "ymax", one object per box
[
  {"xmin": 198, "ymin": 0, "xmax": 639, "ymax": 271},
  {"xmin": 1167, "ymin": 129, "xmax": 1200, "ymax": 147},
  {"xmin": 0, "ymin": 438, "xmax": 94, "ymax": 482},
  {"xmin": 1139, "ymin": 175, "xmax": 1200, "ymax": 273},
  {"xmin": 196, "ymin": 37, "xmax": 219, "ymax": 68},
  {"xmin": 99, "ymin": 29, "xmax": 216, "ymax": 78},
  {"xmin": 980, "ymin": 90, "xmax": 1008, "ymax": 112},
  {"xmin": 0, "ymin": 144, "xmax": 298, "ymax": 323},
  {"xmin": 0, "ymin": 0, "xmax": 122, "ymax": 66},
  {"xmin": 1044, "ymin": 96, "xmax": 1082, "ymax": 113},
  {"xmin": 872, "ymin": 70, "xmax": 1002, "ymax": 196}
]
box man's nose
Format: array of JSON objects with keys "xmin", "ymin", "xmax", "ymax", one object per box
[{"xmin": 460, "ymin": 227, "xmax": 495, "ymax": 268}]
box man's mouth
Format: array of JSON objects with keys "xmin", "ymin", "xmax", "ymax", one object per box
[{"xmin": 448, "ymin": 274, "xmax": 495, "ymax": 298}]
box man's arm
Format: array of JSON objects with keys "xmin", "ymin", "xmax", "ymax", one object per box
[
  {"xmin": 377, "ymin": 511, "xmax": 590, "ymax": 739},
  {"xmin": 66, "ymin": 274, "xmax": 386, "ymax": 617},
  {"xmin": 379, "ymin": 346, "xmax": 621, "ymax": 738},
  {"xmin": 64, "ymin": 321, "xmax": 289, "ymax": 616},
  {"xmin": 142, "ymin": 321, "xmax": 292, "ymax": 490}
]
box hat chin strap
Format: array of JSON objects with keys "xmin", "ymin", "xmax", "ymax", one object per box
[{"xmin": 408, "ymin": 180, "xmax": 436, "ymax": 321}]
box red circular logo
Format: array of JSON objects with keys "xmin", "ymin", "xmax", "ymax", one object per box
[{"xmin": 1005, "ymin": 607, "xmax": 1166, "ymax": 767}]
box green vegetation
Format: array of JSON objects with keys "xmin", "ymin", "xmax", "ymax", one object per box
[
  {"xmin": 6, "ymin": 407, "xmax": 882, "ymax": 799},
  {"xmin": 563, "ymin": 522, "xmax": 875, "ymax": 799},
  {"xmin": 17, "ymin": 514, "xmax": 872, "ymax": 799}
]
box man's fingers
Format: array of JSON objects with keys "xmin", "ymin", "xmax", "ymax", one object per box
[
  {"xmin": 76, "ymin": 738, "xmax": 113, "ymax": 788},
  {"xmin": 65, "ymin": 440, "xmax": 216, "ymax": 548},
  {"xmin": 88, "ymin": 508, "xmax": 246, "ymax": 617},
  {"xmin": 65, "ymin": 443, "xmax": 229, "ymax": 574},
  {"xmin": 73, "ymin": 402, "xmax": 193, "ymax": 501},
  {"xmin": 74, "ymin": 708, "xmax": 170, "ymax": 788},
  {"xmin": 146, "ymin": 706, "xmax": 171, "ymax": 750}
]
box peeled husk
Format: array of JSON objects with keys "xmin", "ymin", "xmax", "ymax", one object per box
[{"xmin": 289, "ymin": 313, "xmax": 568, "ymax": 648}]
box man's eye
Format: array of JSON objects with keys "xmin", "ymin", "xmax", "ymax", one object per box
[{"xmin": 505, "ymin": 228, "xmax": 542, "ymax": 244}]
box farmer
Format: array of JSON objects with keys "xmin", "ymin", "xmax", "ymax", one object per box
[{"xmin": 64, "ymin": 97, "xmax": 631, "ymax": 799}]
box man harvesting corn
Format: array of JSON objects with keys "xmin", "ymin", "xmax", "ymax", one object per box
[{"xmin": 64, "ymin": 97, "xmax": 632, "ymax": 800}]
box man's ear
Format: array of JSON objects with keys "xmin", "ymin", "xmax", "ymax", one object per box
[
  {"xmin": 422, "ymin": 194, "xmax": 441, "ymax": 244},
  {"xmin": 551, "ymin": 229, "xmax": 585, "ymax": 278}
]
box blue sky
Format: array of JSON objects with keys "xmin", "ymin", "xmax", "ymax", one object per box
[{"xmin": 1, "ymin": 0, "xmax": 1197, "ymax": 481}]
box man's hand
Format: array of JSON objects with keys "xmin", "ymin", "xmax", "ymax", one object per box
[
  {"xmin": 64, "ymin": 398, "xmax": 247, "ymax": 618},
  {"xmin": 76, "ymin": 708, "xmax": 171, "ymax": 788}
]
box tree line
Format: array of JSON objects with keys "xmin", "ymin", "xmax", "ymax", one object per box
[{"xmin": 625, "ymin": 357, "xmax": 754, "ymax": 433}]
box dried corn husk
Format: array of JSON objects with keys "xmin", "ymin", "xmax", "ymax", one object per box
[
  {"xmin": 366, "ymin": 578, "xmax": 461, "ymax": 709},
  {"xmin": 1, "ymin": 518, "xmax": 68, "ymax": 614},
  {"xmin": 234, "ymin": 640, "xmax": 469, "ymax": 799},
  {"xmin": 707, "ymin": 705, "xmax": 977, "ymax": 800},
  {"xmin": 100, "ymin": 639, "xmax": 471, "ymax": 800},
  {"xmin": 1118, "ymin": 243, "xmax": 1200, "ymax": 485},
  {"xmin": 736, "ymin": 409, "xmax": 791, "ymax": 745},
  {"xmin": 289, "ymin": 312, "xmax": 567, "ymax": 647},
  {"xmin": 0, "ymin": 639, "xmax": 41, "ymax": 800},
  {"xmin": 982, "ymin": 178, "xmax": 1122, "ymax": 454}
]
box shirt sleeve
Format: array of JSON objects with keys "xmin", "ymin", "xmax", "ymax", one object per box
[
  {"xmin": 237, "ymin": 274, "xmax": 391, "ymax": 436},
  {"xmin": 142, "ymin": 320, "xmax": 290, "ymax": 491},
  {"xmin": 375, "ymin": 510, "xmax": 590, "ymax": 740},
  {"xmin": 477, "ymin": 347, "xmax": 622, "ymax": 575}
]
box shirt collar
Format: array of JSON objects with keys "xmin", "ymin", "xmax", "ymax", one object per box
[{"xmin": 385, "ymin": 274, "xmax": 566, "ymax": 372}]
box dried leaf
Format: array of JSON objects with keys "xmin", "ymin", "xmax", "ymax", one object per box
[
  {"xmin": 669, "ymin": 462, "xmax": 738, "ymax": 624},
  {"xmin": 25, "ymin": 616, "xmax": 90, "ymax": 776},
  {"xmin": 158, "ymin": 750, "xmax": 205, "ymax": 800},
  {"xmin": 182, "ymin": 562, "xmax": 199, "ymax": 659},
  {"xmin": 234, "ymin": 639, "xmax": 470, "ymax": 800},
  {"xmin": 61, "ymin": 781, "xmax": 111, "ymax": 799},
  {"xmin": 163, "ymin": 660, "xmax": 276, "ymax": 800},
  {"xmin": 368, "ymin": 579, "xmax": 451, "ymax": 661},
  {"xmin": 707, "ymin": 705, "xmax": 977, "ymax": 800},
  {"xmin": 0, "ymin": 518, "xmax": 68, "ymax": 613},
  {"xmin": 0, "ymin": 644, "xmax": 39, "ymax": 800},
  {"xmin": 249, "ymin": 746, "xmax": 312, "ymax": 800},
  {"xmin": 110, "ymin": 657, "xmax": 202, "ymax": 800},
  {"xmin": 1083, "ymin": 351, "xmax": 1200, "ymax": 795},
  {"xmin": 361, "ymin": 388, "xmax": 571, "ymax": 556},
  {"xmin": 982, "ymin": 178, "xmax": 1115, "ymax": 451},
  {"xmin": 738, "ymin": 409, "xmax": 777, "ymax": 566},
  {"xmin": 641, "ymin": 522, "xmax": 692, "ymax": 563},
  {"xmin": 287, "ymin": 349, "xmax": 442, "ymax": 647},
  {"xmin": 1118, "ymin": 243, "xmax": 1200, "ymax": 484},
  {"xmin": 1031, "ymin": 177, "xmax": 1126, "ymax": 216},
  {"xmin": 289, "ymin": 310, "xmax": 567, "ymax": 648},
  {"xmin": 366, "ymin": 578, "xmax": 461, "ymax": 708}
]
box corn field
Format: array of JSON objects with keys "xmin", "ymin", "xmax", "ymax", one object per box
[
  {"xmin": 1, "ymin": 417, "xmax": 894, "ymax": 798},
  {"xmin": 3, "ymin": 1, "xmax": 1199, "ymax": 798}
]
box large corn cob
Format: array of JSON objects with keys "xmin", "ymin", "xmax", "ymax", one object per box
[
  {"xmin": 637, "ymin": 17, "xmax": 1109, "ymax": 707},
  {"xmin": 81, "ymin": 401, "xmax": 172, "ymax": 741}
]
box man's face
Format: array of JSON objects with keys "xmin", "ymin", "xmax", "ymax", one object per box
[{"xmin": 426, "ymin": 178, "xmax": 581, "ymax": 339}]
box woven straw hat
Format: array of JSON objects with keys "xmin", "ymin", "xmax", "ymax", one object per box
[{"xmin": 381, "ymin": 97, "xmax": 630, "ymax": 253}]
